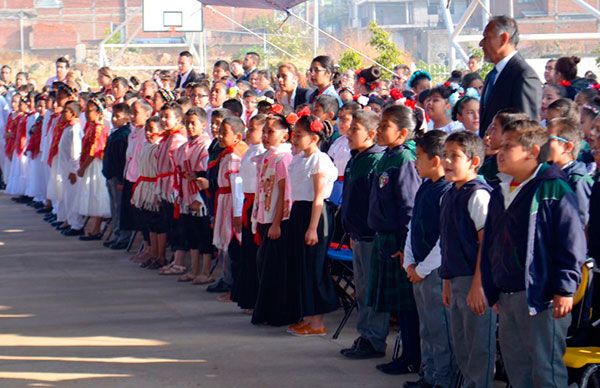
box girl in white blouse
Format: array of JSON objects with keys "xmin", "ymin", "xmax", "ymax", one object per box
[{"xmin": 287, "ymin": 114, "xmax": 339, "ymax": 337}]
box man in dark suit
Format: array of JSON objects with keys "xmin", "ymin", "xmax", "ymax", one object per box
[
  {"xmin": 479, "ymin": 15, "xmax": 542, "ymax": 137},
  {"xmin": 175, "ymin": 51, "xmax": 204, "ymax": 89}
]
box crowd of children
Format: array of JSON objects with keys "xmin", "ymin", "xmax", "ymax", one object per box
[{"xmin": 1, "ymin": 40, "xmax": 599, "ymax": 387}]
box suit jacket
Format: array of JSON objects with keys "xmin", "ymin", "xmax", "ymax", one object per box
[
  {"xmin": 479, "ymin": 53, "xmax": 542, "ymax": 137},
  {"xmin": 293, "ymin": 87, "xmax": 311, "ymax": 109},
  {"xmin": 175, "ymin": 69, "xmax": 204, "ymax": 89}
]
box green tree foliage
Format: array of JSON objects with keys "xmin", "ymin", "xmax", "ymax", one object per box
[
  {"xmin": 368, "ymin": 21, "xmax": 405, "ymax": 79},
  {"xmin": 338, "ymin": 49, "xmax": 363, "ymax": 72}
]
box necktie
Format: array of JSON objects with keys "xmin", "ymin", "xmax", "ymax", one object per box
[{"xmin": 484, "ymin": 67, "xmax": 498, "ymax": 106}]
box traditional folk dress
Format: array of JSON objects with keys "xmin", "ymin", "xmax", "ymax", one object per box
[
  {"xmin": 5, "ymin": 112, "xmax": 28, "ymax": 195},
  {"xmin": 46, "ymin": 115, "xmax": 70, "ymax": 221},
  {"xmin": 78, "ymin": 121, "xmax": 110, "ymax": 218},
  {"xmin": 251, "ymin": 143, "xmax": 298, "ymax": 326},
  {"xmin": 25, "ymin": 113, "xmax": 46, "ymax": 201},
  {"xmin": 57, "ymin": 121, "xmax": 83, "ymax": 230},
  {"xmin": 1, "ymin": 112, "xmax": 20, "ymax": 181},
  {"xmin": 212, "ymin": 141, "xmax": 248, "ymax": 251},
  {"xmin": 174, "ymin": 133, "xmax": 212, "ymax": 253}
]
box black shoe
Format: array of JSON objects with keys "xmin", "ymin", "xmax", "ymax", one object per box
[
  {"xmin": 376, "ymin": 358, "xmax": 419, "ymax": 375},
  {"xmin": 140, "ymin": 259, "xmax": 154, "ymax": 268},
  {"xmin": 103, "ymin": 240, "xmax": 115, "ymax": 248},
  {"xmin": 110, "ymin": 240, "xmax": 128, "ymax": 250},
  {"xmin": 38, "ymin": 207, "xmax": 52, "ymax": 214},
  {"xmin": 56, "ymin": 224, "xmax": 70, "ymax": 231},
  {"xmin": 45, "ymin": 215, "xmax": 57, "ymax": 223},
  {"xmin": 63, "ymin": 228, "xmax": 84, "ymax": 236},
  {"xmin": 341, "ymin": 337, "xmax": 366, "ymax": 356},
  {"xmin": 147, "ymin": 261, "xmax": 164, "ymax": 270},
  {"xmin": 51, "ymin": 221, "xmax": 63, "ymax": 227},
  {"xmin": 206, "ymin": 279, "xmax": 230, "ymax": 293},
  {"xmin": 403, "ymin": 379, "xmax": 433, "ymax": 388},
  {"xmin": 342, "ymin": 338, "xmax": 386, "ymax": 360},
  {"xmin": 33, "ymin": 202, "xmax": 45, "ymax": 209},
  {"xmin": 79, "ymin": 233, "xmax": 102, "ymax": 241}
]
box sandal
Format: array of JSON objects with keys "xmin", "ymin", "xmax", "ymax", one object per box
[
  {"xmin": 178, "ymin": 273, "xmax": 195, "ymax": 282},
  {"xmin": 158, "ymin": 262, "xmax": 175, "ymax": 274},
  {"xmin": 217, "ymin": 292, "xmax": 232, "ymax": 303},
  {"xmin": 192, "ymin": 274, "xmax": 214, "ymax": 285},
  {"xmin": 160, "ymin": 265, "xmax": 187, "ymax": 275}
]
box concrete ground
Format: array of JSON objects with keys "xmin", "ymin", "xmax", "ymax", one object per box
[{"xmin": 0, "ymin": 192, "xmax": 412, "ymax": 388}]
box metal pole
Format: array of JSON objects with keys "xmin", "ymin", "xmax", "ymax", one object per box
[
  {"xmin": 19, "ymin": 12, "xmax": 24, "ymax": 72},
  {"xmin": 313, "ymin": 0, "xmax": 319, "ymax": 57},
  {"xmin": 508, "ymin": 0, "xmax": 514, "ymax": 18}
]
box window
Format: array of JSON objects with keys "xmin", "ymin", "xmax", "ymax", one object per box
[
  {"xmin": 375, "ymin": 2, "xmax": 414, "ymax": 26},
  {"xmin": 35, "ymin": 0, "xmax": 63, "ymax": 8}
]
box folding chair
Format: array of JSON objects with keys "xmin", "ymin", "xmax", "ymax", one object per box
[{"xmin": 328, "ymin": 239, "xmax": 356, "ymax": 340}]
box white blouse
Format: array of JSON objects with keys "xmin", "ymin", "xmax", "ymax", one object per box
[
  {"xmin": 289, "ymin": 151, "xmax": 338, "ymax": 202},
  {"xmin": 240, "ymin": 143, "xmax": 266, "ymax": 194}
]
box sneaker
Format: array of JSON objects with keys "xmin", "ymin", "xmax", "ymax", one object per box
[
  {"xmin": 403, "ymin": 378, "xmax": 433, "ymax": 388},
  {"xmin": 376, "ymin": 358, "xmax": 419, "ymax": 375},
  {"xmin": 206, "ymin": 279, "xmax": 230, "ymax": 293},
  {"xmin": 110, "ymin": 240, "xmax": 128, "ymax": 250},
  {"xmin": 340, "ymin": 337, "xmax": 365, "ymax": 356},
  {"xmin": 342, "ymin": 338, "xmax": 386, "ymax": 360},
  {"xmin": 289, "ymin": 325, "xmax": 327, "ymax": 337}
]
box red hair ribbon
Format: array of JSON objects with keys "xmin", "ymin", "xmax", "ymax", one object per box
[
  {"xmin": 271, "ymin": 104, "xmax": 284, "ymax": 114},
  {"xmin": 297, "ymin": 106, "xmax": 311, "ymax": 118},
  {"xmin": 390, "ymin": 88, "xmax": 403, "ymax": 101},
  {"xmin": 443, "ymin": 81, "xmax": 451, "ymax": 88},
  {"xmin": 560, "ymin": 80, "xmax": 572, "ymax": 87},
  {"xmin": 310, "ymin": 119, "xmax": 324, "ymax": 133},
  {"xmin": 404, "ymin": 99, "xmax": 417, "ymax": 111},
  {"xmin": 592, "ymin": 83, "xmax": 600, "ymax": 90},
  {"xmin": 286, "ymin": 113, "xmax": 299, "ymax": 126}
]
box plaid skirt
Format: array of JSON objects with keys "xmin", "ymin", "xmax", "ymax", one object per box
[{"xmin": 366, "ymin": 232, "xmax": 416, "ymax": 313}]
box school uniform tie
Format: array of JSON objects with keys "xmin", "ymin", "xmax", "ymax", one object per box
[{"xmin": 483, "ymin": 67, "xmax": 498, "ymax": 107}]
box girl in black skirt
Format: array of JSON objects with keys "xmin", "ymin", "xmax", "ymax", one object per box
[{"xmin": 287, "ymin": 114, "xmax": 339, "ymax": 336}]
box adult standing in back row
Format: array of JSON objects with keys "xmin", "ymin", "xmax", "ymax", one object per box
[{"xmin": 479, "ymin": 15, "xmax": 541, "ymax": 137}]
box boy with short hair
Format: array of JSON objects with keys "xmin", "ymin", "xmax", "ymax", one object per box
[
  {"xmin": 102, "ymin": 103, "xmax": 133, "ymax": 249},
  {"xmin": 440, "ymin": 131, "xmax": 495, "ymax": 388},
  {"xmin": 546, "ymin": 117, "xmax": 594, "ymax": 225},
  {"xmin": 481, "ymin": 119, "xmax": 586, "ymax": 387},
  {"xmin": 339, "ymin": 109, "xmax": 386, "ymax": 359},
  {"xmin": 403, "ymin": 130, "xmax": 455, "ymax": 388},
  {"xmin": 313, "ymin": 94, "xmax": 340, "ymax": 153}
]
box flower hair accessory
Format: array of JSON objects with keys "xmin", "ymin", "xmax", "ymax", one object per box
[
  {"xmin": 310, "ymin": 119, "xmax": 324, "ymax": 133},
  {"xmin": 404, "ymin": 99, "xmax": 416, "ymax": 111},
  {"xmin": 257, "ymin": 96, "xmax": 274, "ymax": 105},
  {"xmin": 390, "ymin": 88, "xmax": 404, "ymax": 102},
  {"xmin": 89, "ymin": 97, "xmax": 106, "ymax": 115},
  {"xmin": 446, "ymin": 82, "xmax": 465, "ymax": 108},
  {"xmin": 358, "ymin": 77, "xmax": 366, "ymax": 85},
  {"xmin": 591, "ymin": 83, "xmax": 600, "ymax": 91},
  {"xmin": 407, "ymin": 70, "xmax": 432, "ymax": 89},
  {"xmin": 271, "ymin": 104, "xmax": 284, "ymax": 115},
  {"xmin": 296, "ymin": 106, "xmax": 311, "ymax": 118},
  {"xmin": 560, "ymin": 80, "xmax": 572, "ymax": 87}
]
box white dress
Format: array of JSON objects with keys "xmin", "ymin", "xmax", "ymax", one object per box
[
  {"xmin": 78, "ymin": 158, "xmax": 110, "ymax": 218},
  {"xmin": 6, "ymin": 114, "xmax": 31, "ymax": 195},
  {"xmin": 57, "ymin": 122, "xmax": 83, "ymax": 229},
  {"xmin": 25, "ymin": 114, "xmax": 46, "ymax": 201}
]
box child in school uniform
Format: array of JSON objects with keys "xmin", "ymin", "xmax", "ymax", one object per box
[
  {"xmin": 251, "ymin": 113, "xmax": 295, "ymax": 326},
  {"xmin": 403, "ymin": 130, "xmax": 456, "ymax": 388},
  {"xmin": 481, "ymin": 119, "xmax": 586, "ymax": 388},
  {"xmin": 130, "ymin": 116, "xmax": 163, "ymax": 265},
  {"xmin": 151, "ymin": 102, "xmax": 187, "ymax": 269},
  {"xmin": 327, "ymin": 102, "xmax": 359, "ymax": 206},
  {"xmin": 439, "ymin": 131, "xmax": 495, "ymax": 388},
  {"xmin": 231, "ymin": 114, "xmax": 266, "ymax": 313},
  {"xmin": 77, "ymin": 98, "xmax": 110, "ymax": 240},
  {"xmin": 367, "ymin": 105, "xmax": 422, "ymax": 375},
  {"xmin": 339, "ymin": 109, "xmax": 388, "ymax": 359},
  {"xmin": 480, "ymin": 109, "xmax": 529, "ymax": 188},
  {"xmin": 588, "ymin": 135, "xmax": 600, "ymax": 261},
  {"xmin": 57, "ymin": 100, "xmax": 84, "ymax": 236},
  {"xmin": 170, "ymin": 107, "xmax": 213, "ymax": 282},
  {"xmin": 102, "ymin": 103, "xmax": 133, "ymax": 249},
  {"xmin": 211, "ymin": 116, "xmax": 248, "ymax": 301},
  {"xmin": 425, "ymin": 85, "xmax": 463, "ymax": 134},
  {"xmin": 546, "ymin": 117, "xmax": 594, "ymax": 226},
  {"xmin": 312, "ymin": 94, "xmax": 340, "ymax": 153},
  {"xmin": 286, "ymin": 114, "xmax": 339, "ymax": 337}
]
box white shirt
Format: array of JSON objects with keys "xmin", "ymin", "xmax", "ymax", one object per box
[
  {"xmin": 468, "ymin": 189, "xmax": 491, "ymax": 231},
  {"xmin": 403, "ymin": 225, "xmax": 442, "ymax": 279},
  {"xmin": 327, "ymin": 135, "xmax": 351, "ymax": 177},
  {"xmin": 289, "ymin": 151, "xmax": 337, "ymax": 201},
  {"xmin": 499, "ymin": 164, "xmax": 542, "ymax": 209},
  {"xmin": 240, "ymin": 143, "xmax": 265, "ymax": 194},
  {"xmin": 493, "ymin": 50, "xmax": 518, "ymax": 85}
]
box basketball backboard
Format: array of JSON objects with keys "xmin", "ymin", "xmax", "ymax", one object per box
[{"xmin": 143, "ymin": 0, "xmax": 203, "ymax": 32}]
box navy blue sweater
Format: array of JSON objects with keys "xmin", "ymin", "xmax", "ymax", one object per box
[
  {"xmin": 439, "ymin": 178, "xmax": 491, "ymax": 279},
  {"xmin": 341, "ymin": 144, "xmax": 384, "ymax": 240},
  {"xmin": 410, "ymin": 177, "xmax": 452, "ymax": 263},
  {"xmin": 367, "ymin": 143, "xmax": 420, "ymax": 248},
  {"xmin": 481, "ymin": 163, "xmax": 586, "ymax": 314},
  {"xmin": 102, "ymin": 123, "xmax": 131, "ymax": 182},
  {"xmin": 563, "ymin": 160, "xmax": 593, "ymax": 225}
]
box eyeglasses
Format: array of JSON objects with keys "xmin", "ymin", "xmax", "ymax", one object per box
[
  {"xmin": 191, "ymin": 94, "xmax": 209, "ymax": 98},
  {"xmin": 309, "ymin": 68, "xmax": 327, "ymax": 74}
]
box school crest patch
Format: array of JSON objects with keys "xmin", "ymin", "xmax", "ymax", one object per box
[{"xmin": 379, "ymin": 172, "xmax": 389, "ymax": 188}]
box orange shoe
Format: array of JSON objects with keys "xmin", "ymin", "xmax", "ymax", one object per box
[
  {"xmin": 286, "ymin": 321, "xmax": 308, "ymax": 333},
  {"xmin": 289, "ymin": 325, "xmax": 327, "ymax": 337}
]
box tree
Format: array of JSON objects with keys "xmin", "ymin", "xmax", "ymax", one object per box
[
  {"xmin": 368, "ymin": 21, "xmax": 409, "ymax": 79},
  {"xmin": 338, "ymin": 49, "xmax": 363, "ymax": 72}
]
